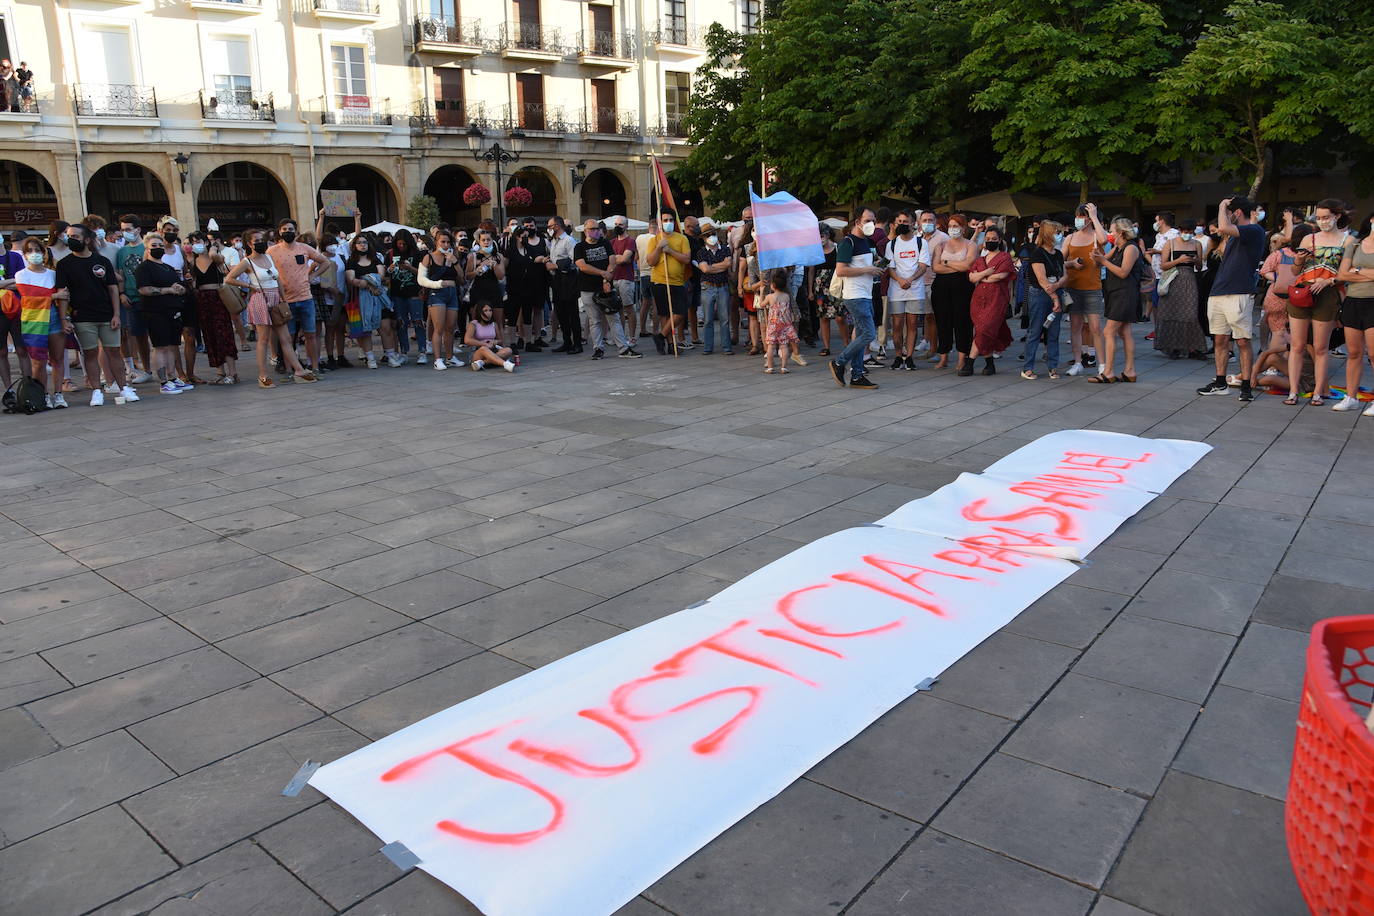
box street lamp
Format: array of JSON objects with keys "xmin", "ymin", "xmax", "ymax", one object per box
[
  {"xmin": 468, "ymin": 125, "xmax": 524, "ymax": 225},
  {"xmin": 173, "ymin": 151, "xmax": 190, "ymax": 192},
  {"xmin": 570, "ymin": 159, "xmax": 588, "ymax": 193}
]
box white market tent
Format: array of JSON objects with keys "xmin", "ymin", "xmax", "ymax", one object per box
[
  {"xmin": 821, "ymin": 217, "xmax": 847, "ymax": 229},
  {"xmin": 362, "ymin": 221, "xmax": 426, "ymax": 236},
  {"xmin": 571, "ymin": 215, "xmax": 650, "ymax": 233}
]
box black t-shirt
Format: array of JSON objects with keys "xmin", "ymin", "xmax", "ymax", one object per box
[
  {"xmin": 574, "ymin": 238, "xmax": 612, "ymax": 293},
  {"xmin": 388, "ymin": 253, "xmax": 420, "ymax": 298},
  {"xmin": 1212, "ymin": 223, "xmax": 1266, "ymax": 296},
  {"xmin": 16, "ymin": 69, "xmax": 31, "ymax": 84},
  {"xmin": 133, "ymin": 260, "xmax": 182, "ymax": 315},
  {"xmin": 1029, "ymin": 247, "xmax": 1065, "ymax": 288},
  {"xmin": 55, "ymin": 253, "xmax": 118, "ymax": 323}
]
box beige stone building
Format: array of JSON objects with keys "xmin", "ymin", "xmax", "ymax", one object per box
[{"xmin": 1, "ymin": 0, "xmax": 760, "ymax": 235}]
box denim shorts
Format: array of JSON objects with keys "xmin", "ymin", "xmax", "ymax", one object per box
[
  {"xmin": 120, "ymin": 304, "xmax": 146, "ymax": 336},
  {"xmin": 287, "ymin": 298, "xmax": 316, "ymax": 334},
  {"xmin": 429, "ymin": 286, "xmax": 460, "ymax": 311}
]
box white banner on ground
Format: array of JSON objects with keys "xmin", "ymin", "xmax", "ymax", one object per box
[{"xmin": 310, "ymin": 431, "xmax": 1210, "ymax": 916}]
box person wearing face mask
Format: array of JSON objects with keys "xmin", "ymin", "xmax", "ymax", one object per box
[
  {"xmin": 268, "ymin": 218, "xmax": 331, "ymax": 372},
  {"xmin": 546, "ymin": 218, "xmax": 581, "ymax": 353},
  {"xmin": 1284, "ymin": 198, "xmax": 1348, "ymax": 406},
  {"xmin": 53, "ymin": 224, "xmax": 138, "ymax": 405},
  {"xmin": 1197, "ymin": 196, "xmax": 1265, "ymax": 401},
  {"xmin": 112, "ymin": 214, "xmax": 155, "ymax": 385},
  {"xmin": 1155, "ymin": 217, "xmax": 1211, "ymax": 360},
  {"xmin": 607, "ymin": 217, "xmax": 639, "ymax": 341},
  {"xmin": 47, "ymin": 220, "xmax": 71, "ymax": 263},
  {"xmin": 1061, "ymin": 203, "xmax": 1108, "ymax": 376},
  {"xmin": 646, "ymin": 210, "xmax": 693, "ymax": 356},
  {"xmin": 504, "ymin": 220, "xmax": 549, "ymax": 352},
  {"xmin": 1089, "ymin": 217, "xmax": 1145, "ymax": 383},
  {"xmin": 0, "ymin": 231, "xmax": 23, "ymax": 282},
  {"xmin": 964, "ymin": 227, "xmax": 1013, "ymax": 376},
  {"xmin": 574, "ymin": 219, "xmax": 636, "ymax": 360},
  {"xmin": 418, "ymin": 229, "xmax": 465, "ymax": 369},
  {"xmin": 134, "ymin": 232, "xmax": 194, "ymax": 395},
  {"xmin": 929, "ymin": 213, "xmax": 978, "ymax": 372},
  {"xmin": 695, "ymin": 226, "xmax": 734, "ymax": 355},
  {"xmin": 914, "ymin": 211, "xmax": 946, "ymax": 355},
  {"xmin": 1022, "ymin": 221, "xmax": 1067, "ymax": 380},
  {"xmin": 14, "ymin": 237, "xmax": 69, "ymax": 407},
  {"xmin": 829, "ymin": 206, "xmax": 884, "ymax": 389},
  {"xmin": 187, "ymin": 232, "xmax": 238, "ymax": 384},
  {"xmin": 466, "ymin": 229, "xmax": 507, "ymax": 350},
  {"xmin": 884, "ymin": 210, "xmax": 929, "ymax": 370},
  {"xmin": 84, "ymin": 214, "xmax": 120, "ymax": 265},
  {"xmin": 225, "ymin": 228, "xmax": 318, "ymax": 385}
]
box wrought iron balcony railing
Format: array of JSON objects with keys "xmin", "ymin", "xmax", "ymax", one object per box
[
  {"xmin": 73, "ymin": 83, "xmax": 158, "ymax": 118},
  {"xmin": 200, "ymin": 90, "xmax": 275, "ymax": 122},
  {"xmin": 504, "ymin": 101, "xmax": 581, "ymax": 133},
  {"xmin": 650, "ymin": 115, "xmax": 689, "ymax": 138},
  {"xmin": 585, "ymin": 106, "xmax": 642, "ymax": 137},
  {"xmin": 409, "ymin": 100, "xmax": 499, "ymax": 131},
  {"xmin": 315, "ymin": 0, "xmax": 379, "ymax": 13},
  {"xmin": 500, "ymin": 22, "xmax": 574, "ymax": 56},
  {"xmin": 579, "ymin": 29, "xmax": 634, "ymax": 60},
  {"xmin": 652, "ymin": 21, "xmax": 710, "ymax": 48},
  {"xmin": 413, "ymin": 16, "xmax": 490, "ymax": 49},
  {"xmin": 322, "ymin": 103, "xmax": 391, "ymax": 126},
  {"xmin": 1, "ymin": 93, "xmax": 38, "ymax": 115}
]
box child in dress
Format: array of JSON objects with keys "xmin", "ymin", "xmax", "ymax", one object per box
[{"xmin": 761, "ymin": 269, "xmax": 806, "ymax": 373}]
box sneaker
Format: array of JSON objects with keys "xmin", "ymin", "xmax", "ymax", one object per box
[
  {"xmin": 829, "ymin": 360, "xmax": 847, "ymax": 387},
  {"xmin": 790, "ymin": 353, "xmax": 808, "ymax": 367},
  {"xmin": 172, "ymin": 379, "xmax": 194, "ymax": 391},
  {"xmin": 905, "ymin": 356, "xmax": 918, "ymax": 371},
  {"xmin": 1332, "ymin": 346, "xmax": 1347, "ymax": 358},
  {"xmin": 849, "ymin": 375, "xmax": 879, "ymax": 390},
  {"xmin": 618, "ymin": 347, "xmax": 643, "ymax": 359},
  {"xmin": 415, "ymin": 353, "xmax": 427, "ymax": 366},
  {"xmin": 446, "ymin": 356, "xmax": 462, "ymax": 368},
  {"xmin": 43, "ymin": 393, "xmax": 53, "ymax": 409},
  {"xmin": 366, "ymin": 355, "xmax": 378, "ymax": 369},
  {"xmin": 1260, "ymin": 368, "xmax": 1281, "ymax": 378},
  {"xmin": 104, "ymin": 382, "xmax": 120, "ymax": 395},
  {"xmin": 890, "ymin": 355, "xmax": 904, "ymax": 370},
  {"xmin": 129, "ymin": 370, "xmax": 155, "ymax": 384},
  {"xmin": 433, "ymin": 357, "xmax": 447, "ymax": 371},
  {"xmin": 914, "ymin": 339, "xmax": 930, "ymax": 354},
  {"xmin": 386, "ymin": 354, "xmax": 403, "ymax": 368},
  {"xmin": 1332, "ymin": 395, "xmax": 1359, "ymax": 411},
  {"xmin": 863, "ymin": 355, "xmax": 882, "ymax": 367},
  {"xmin": 1083, "ymin": 354, "xmax": 1098, "ymax": 368},
  {"xmin": 592, "ymin": 348, "xmax": 605, "ymax": 360},
  {"xmin": 160, "ymin": 381, "xmax": 183, "ymax": 395},
  {"xmin": 1238, "ymin": 385, "xmax": 1254, "ymax": 403},
  {"xmin": 503, "ymin": 360, "xmax": 516, "ymax": 373},
  {"xmin": 52, "ymin": 393, "xmax": 68, "ymax": 409},
  {"xmin": 1364, "ymin": 401, "xmax": 1374, "ymax": 418},
  {"xmin": 1197, "ymin": 379, "xmax": 1229, "ymax": 396},
  {"xmin": 337, "ymin": 356, "xmax": 354, "ymax": 368},
  {"xmin": 121, "ymin": 386, "xmax": 140, "ymax": 402},
  {"xmin": 470, "ymin": 359, "xmax": 485, "ymax": 371},
  {"xmin": 90, "ymin": 389, "xmax": 104, "ymax": 407},
  {"xmin": 1066, "ymin": 362, "xmax": 1083, "ymax": 376},
  {"xmin": 679, "ymin": 340, "xmax": 694, "ymax": 350}
]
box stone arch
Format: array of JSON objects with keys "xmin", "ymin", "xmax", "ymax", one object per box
[
  {"xmin": 505, "ymin": 166, "xmax": 559, "ymax": 221},
  {"xmin": 317, "ymin": 162, "xmax": 400, "ymax": 226},
  {"xmin": 85, "ymin": 161, "xmax": 171, "ymax": 230},
  {"xmin": 579, "ymin": 167, "xmax": 629, "ymax": 221},
  {"xmin": 195, "ymin": 161, "xmax": 291, "ymax": 235},
  {"xmin": 423, "ymin": 163, "xmax": 482, "ymax": 230},
  {"xmin": 0, "ymin": 159, "xmax": 60, "ymax": 232}
]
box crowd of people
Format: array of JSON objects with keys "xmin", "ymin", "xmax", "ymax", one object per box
[{"xmin": 0, "ymin": 193, "xmax": 1370, "ymax": 417}]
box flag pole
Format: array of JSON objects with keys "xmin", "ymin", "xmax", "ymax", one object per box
[{"xmin": 652, "ymin": 155, "xmax": 679, "ymax": 357}]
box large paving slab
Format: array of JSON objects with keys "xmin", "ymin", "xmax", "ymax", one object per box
[{"xmin": 1, "ymin": 321, "xmax": 1363, "ymax": 913}]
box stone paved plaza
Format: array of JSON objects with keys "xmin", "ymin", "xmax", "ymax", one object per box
[{"xmin": 2, "ymin": 325, "xmax": 1364, "ymax": 915}]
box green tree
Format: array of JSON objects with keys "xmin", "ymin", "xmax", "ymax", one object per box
[
  {"xmin": 676, "ymin": 24, "xmax": 761, "ymax": 219},
  {"xmin": 406, "ymin": 194, "xmax": 440, "ymax": 231},
  {"xmin": 1155, "ymin": 0, "xmax": 1334, "ymax": 199},
  {"xmin": 959, "ymin": 0, "xmax": 1176, "ymax": 202}
]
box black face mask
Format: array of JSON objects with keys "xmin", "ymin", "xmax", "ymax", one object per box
[
  {"xmin": 252, "ymin": 241, "xmax": 269, "ymax": 254},
  {"xmin": 66, "ymin": 237, "xmax": 86, "ymax": 252},
  {"xmin": 281, "ymin": 231, "xmax": 297, "ymax": 244},
  {"xmin": 613, "ymin": 225, "xmax": 625, "ymax": 236},
  {"xmin": 985, "ymin": 240, "xmax": 1002, "ymax": 252},
  {"xmin": 149, "ymin": 247, "xmax": 165, "ymax": 259},
  {"xmin": 895, "ymin": 224, "xmax": 912, "ymax": 236}
]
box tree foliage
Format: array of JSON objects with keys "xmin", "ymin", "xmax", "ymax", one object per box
[{"xmin": 406, "ymin": 194, "xmax": 440, "ymax": 231}]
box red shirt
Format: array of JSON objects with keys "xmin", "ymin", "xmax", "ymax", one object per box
[{"xmin": 611, "ymin": 236, "xmax": 637, "ymax": 281}]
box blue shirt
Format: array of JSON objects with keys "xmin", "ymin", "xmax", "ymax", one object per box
[{"xmin": 1211, "ymin": 223, "xmax": 1266, "ymax": 296}]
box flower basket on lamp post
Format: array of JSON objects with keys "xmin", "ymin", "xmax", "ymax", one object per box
[
  {"xmin": 504, "ymin": 186, "xmax": 533, "ymax": 209},
  {"xmin": 462, "ymin": 183, "xmax": 492, "ymax": 207}
]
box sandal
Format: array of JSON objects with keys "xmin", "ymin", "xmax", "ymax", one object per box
[
  {"xmin": 1087, "ymin": 374, "xmax": 1112, "ymax": 384},
  {"xmin": 208, "ymin": 375, "xmax": 233, "ymax": 385},
  {"xmin": 293, "ymin": 371, "xmax": 317, "ymax": 383},
  {"xmin": 1048, "ymin": 369, "xmax": 1061, "ymax": 379},
  {"xmin": 1310, "ymin": 394, "xmax": 1325, "ymax": 407},
  {"xmin": 1020, "ymin": 369, "xmax": 1037, "ymax": 380},
  {"xmin": 1282, "ymin": 394, "xmax": 1298, "ymax": 405},
  {"xmin": 1116, "ymin": 374, "xmax": 1136, "ymax": 383},
  {"xmin": 818, "ymin": 348, "xmax": 830, "ymax": 357},
  {"xmin": 258, "ymin": 377, "xmax": 276, "ymax": 389}
]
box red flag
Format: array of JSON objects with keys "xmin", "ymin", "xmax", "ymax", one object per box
[{"xmin": 651, "ymin": 156, "xmax": 677, "ymax": 216}]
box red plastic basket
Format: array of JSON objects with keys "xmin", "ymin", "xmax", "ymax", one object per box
[{"xmin": 1286, "ymin": 615, "xmax": 1374, "ymax": 914}]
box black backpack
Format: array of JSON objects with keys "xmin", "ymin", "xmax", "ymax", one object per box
[{"xmin": 2, "ymin": 377, "xmax": 47, "ymax": 415}]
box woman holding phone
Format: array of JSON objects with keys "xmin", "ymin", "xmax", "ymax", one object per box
[{"xmin": 1154, "ymin": 219, "xmax": 1209, "ymax": 359}]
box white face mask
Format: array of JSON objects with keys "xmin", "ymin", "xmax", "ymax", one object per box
[
  {"xmin": 1256, "ymin": 209, "xmax": 1266, "ymax": 222},
  {"xmin": 25, "ymin": 252, "xmax": 43, "ymax": 266},
  {"xmin": 706, "ymin": 236, "xmax": 718, "ymax": 247},
  {"xmin": 95, "ymin": 228, "xmax": 106, "ymax": 241},
  {"xmin": 325, "ymin": 244, "xmax": 338, "ymax": 256},
  {"xmin": 861, "ymin": 221, "xmax": 875, "ymax": 237},
  {"xmin": 191, "ymin": 243, "xmax": 206, "ymax": 255},
  {"xmin": 1074, "ymin": 218, "xmax": 1086, "ymax": 230},
  {"xmin": 921, "ymin": 222, "xmax": 935, "ymax": 234},
  {"xmin": 123, "ymin": 230, "xmax": 138, "ymax": 242},
  {"xmin": 948, "ymin": 226, "xmax": 963, "ymax": 239},
  {"xmin": 662, "ymin": 221, "xmax": 675, "ymax": 233}
]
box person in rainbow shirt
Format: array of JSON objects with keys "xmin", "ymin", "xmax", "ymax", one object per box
[{"xmin": 8, "ymin": 237, "xmax": 70, "ymax": 408}]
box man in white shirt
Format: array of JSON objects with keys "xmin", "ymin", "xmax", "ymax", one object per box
[
  {"xmin": 914, "ymin": 210, "xmax": 948, "ymax": 354},
  {"xmin": 635, "ymin": 225, "xmax": 656, "ymax": 339},
  {"xmin": 885, "ymin": 210, "xmax": 930, "ymax": 370}
]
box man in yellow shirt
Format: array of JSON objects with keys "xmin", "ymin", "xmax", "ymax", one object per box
[{"xmin": 646, "ymin": 210, "xmax": 692, "ymax": 355}]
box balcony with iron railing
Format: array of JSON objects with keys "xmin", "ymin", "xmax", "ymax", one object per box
[
  {"xmin": 0, "ymin": 93, "xmax": 39, "ymax": 116},
  {"xmin": 186, "ymin": 0, "xmax": 261, "ymax": 11},
  {"xmin": 504, "ymin": 102, "xmax": 583, "ymax": 133},
  {"xmin": 585, "ymin": 106, "xmax": 642, "ymax": 137},
  {"xmin": 578, "ymin": 30, "xmax": 635, "ymax": 64},
  {"xmin": 652, "ymin": 21, "xmax": 710, "ymax": 51},
  {"xmin": 73, "ymin": 84, "xmax": 158, "ymax": 119},
  {"xmin": 500, "ymin": 22, "xmax": 573, "ymax": 60},
  {"xmin": 322, "ymin": 100, "xmax": 392, "ymax": 128},
  {"xmin": 413, "ymin": 16, "xmax": 489, "ymax": 54},
  {"xmin": 651, "ymin": 114, "xmax": 689, "ymax": 139},
  {"xmin": 200, "ymin": 90, "xmax": 275, "ymax": 123},
  {"xmin": 409, "ymin": 100, "xmax": 499, "ymax": 131},
  {"xmin": 313, "ymin": 0, "xmax": 379, "ymax": 21}
]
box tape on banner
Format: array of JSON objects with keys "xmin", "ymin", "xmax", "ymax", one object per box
[
  {"xmin": 381, "ymin": 841, "xmax": 421, "ymax": 871},
  {"xmin": 282, "ymin": 760, "xmax": 322, "ymax": 797}
]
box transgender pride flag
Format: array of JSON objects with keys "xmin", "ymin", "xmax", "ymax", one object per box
[{"xmin": 749, "ymin": 184, "xmax": 824, "ymax": 271}]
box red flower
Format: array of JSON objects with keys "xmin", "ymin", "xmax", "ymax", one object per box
[
  {"xmin": 462, "ymin": 183, "xmax": 492, "ymax": 206},
  {"xmin": 504, "ymin": 186, "xmax": 533, "ymax": 208}
]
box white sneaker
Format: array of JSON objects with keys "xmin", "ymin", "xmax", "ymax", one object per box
[
  {"xmin": 1332, "ymin": 346, "xmax": 1347, "ymax": 358},
  {"xmin": 121, "ymin": 386, "xmax": 140, "ymax": 402},
  {"xmin": 386, "ymin": 354, "xmax": 403, "ymax": 368},
  {"xmin": 1364, "ymin": 401, "xmax": 1374, "ymax": 418},
  {"xmin": 43, "ymin": 393, "xmax": 53, "ymax": 409},
  {"xmin": 1260, "ymin": 368, "xmax": 1280, "ymax": 378},
  {"xmin": 52, "ymin": 393, "xmax": 68, "ymax": 409},
  {"xmin": 415, "ymin": 353, "xmax": 427, "ymax": 366},
  {"xmin": 470, "ymin": 359, "xmax": 485, "ymax": 371},
  {"xmin": 915, "ymin": 339, "xmax": 930, "ymax": 354},
  {"xmin": 1066, "ymin": 362, "xmax": 1083, "ymax": 377},
  {"xmin": 446, "ymin": 356, "xmax": 463, "ymax": 368},
  {"xmin": 130, "ymin": 370, "xmax": 155, "ymax": 384},
  {"xmin": 104, "ymin": 382, "xmax": 120, "ymax": 395},
  {"xmin": 90, "ymin": 389, "xmax": 104, "ymax": 407},
  {"xmin": 366, "ymin": 355, "xmax": 378, "ymax": 369},
  {"xmin": 160, "ymin": 381, "xmax": 183, "ymax": 395},
  {"xmin": 432, "ymin": 357, "xmax": 446, "ymax": 371},
  {"xmin": 172, "ymin": 379, "xmax": 194, "ymax": 391},
  {"xmin": 1331, "ymin": 395, "xmax": 1359, "ymax": 411},
  {"xmin": 503, "ymin": 360, "xmax": 515, "ymax": 372}
]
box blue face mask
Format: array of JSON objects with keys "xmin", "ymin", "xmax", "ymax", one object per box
[{"xmin": 1053, "ymin": 232, "xmax": 1064, "ymax": 245}]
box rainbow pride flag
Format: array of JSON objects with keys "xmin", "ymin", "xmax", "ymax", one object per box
[{"xmin": 15, "ymin": 281, "xmax": 55, "ymax": 362}]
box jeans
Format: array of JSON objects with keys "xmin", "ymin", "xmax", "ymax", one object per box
[
  {"xmin": 701, "ymin": 284, "xmax": 732, "ymax": 352},
  {"xmin": 1023, "ymin": 288, "xmax": 1062, "ymax": 372},
  {"xmin": 579, "ymin": 291, "xmax": 628, "ymax": 351},
  {"xmin": 429, "ymin": 286, "xmax": 459, "ymax": 311},
  {"xmin": 838, "ymin": 297, "xmax": 875, "ymax": 377},
  {"xmin": 393, "ymin": 296, "xmax": 425, "ymax": 352},
  {"xmin": 287, "ymin": 298, "xmax": 316, "ymax": 335}
]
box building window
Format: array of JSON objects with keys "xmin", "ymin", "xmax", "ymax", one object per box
[
  {"xmin": 79, "ymin": 24, "xmax": 137, "ymax": 85},
  {"xmin": 207, "ymin": 36, "xmax": 252, "ymax": 105},
  {"xmin": 331, "ymin": 44, "xmax": 368, "ymax": 108},
  {"xmin": 663, "ymin": 0, "xmax": 686, "ymax": 41},
  {"xmin": 433, "ymin": 69, "xmax": 464, "ymax": 127},
  {"xmin": 741, "ymin": 0, "xmax": 760, "ymax": 33},
  {"xmin": 429, "ymin": 0, "xmax": 457, "ymax": 20},
  {"xmin": 664, "ymin": 70, "xmax": 689, "ymax": 136}
]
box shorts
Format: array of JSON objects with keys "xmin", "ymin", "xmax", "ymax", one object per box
[
  {"xmin": 887, "ymin": 296, "xmax": 925, "ymax": 316},
  {"xmin": 430, "ymin": 286, "xmax": 460, "ymax": 312},
  {"xmin": 652, "ymin": 283, "xmax": 689, "ymax": 318},
  {"xmin": 1286, "ymin": 285, "xmax": 1340, "ymax": 322},
  {"xmin": 1207, "ymin": 293, "xmax": 1254, "ymax": 339},
  {"xmin": 313, "ymin": 288, "xmax": 336, "ymax": 324},
  {"xmin": 1340, "ymin": 297, "xmax": 1374, "ymax": 331},
  {"xmin": 178, "ymin": 293, "xmax": 198, "ymax": 327},
  {"xmin": 288, "ymin": 298, "xmax": 317, "ymax": 334},
  {"xmin": 1065, "ymin": 288, "xmax": 1106, "ymax": 316},
  {"xmin": 74, "ymin": 321, "xmax": 120, "ymax": 350},
  {"xmin": 120, "ymin": 304, "xmax": 146, "ymax": 337},
  {"xmin": 141, "ymin": 309, "xmax": 183, "ymax": 349}
]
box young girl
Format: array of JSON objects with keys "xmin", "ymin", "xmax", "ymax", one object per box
[
  {"xmin": 14, "ymin": 238, "xmax": 67, "ymax": 408},
  {"xmin": 761, "ymin": 269, "xmax": 804, "ymax": 373},
  {"xmin": 464, "ymin": 300, "xmax": 517, "ymax": 372}
]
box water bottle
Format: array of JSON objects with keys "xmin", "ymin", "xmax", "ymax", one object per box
[{"xmin": 1042, "ymin": 310, "xmax": 1059, "ymax": 330}]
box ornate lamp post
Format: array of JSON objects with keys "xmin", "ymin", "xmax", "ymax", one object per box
[{"xmin": 467, "ymin": 125, "xmax": 525, "ymax": 225}]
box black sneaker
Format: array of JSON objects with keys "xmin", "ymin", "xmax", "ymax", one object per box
[
  {"xmin": 1083, "ymin": 354, "xmax": 1098, "ymax": 368},
  {"xmin": 652, "ymin": 333, "xmax": 667, "ymax": 355},
  {"xmin": 890, "ymin": 355, "xmax": 904, "ymax": 370},
  {"xmin": 1238, "ymin": 385, "xmax": 1255, "ymax": 402},
  {"xmin": 337, "ymin": 356, "xmax": 353, "ymax": 368},
  {"xmin": 849, "ymin": 374, "xmax": 879, "ymax": 390},
  {"xmin": 619, "ymin": 347, "xmax": 643, "ymax": 359},
  {"xmin": 829, "ymin": 360, "xmax": 847, "ymax": 387},
  {"xmin": 957, "ymin": 362, "xmax": 975, "ymax": 377},
  {"xmin": 570, "ymin": 345, "xmax": 585, "ymax": 355},
  {"xmin": 592, "ymin": 348, "xmax": 605, "ymax": 360},
  {"xmin": 1197, "ymin": 379, "xmax": 1229, "ymax": 396},
  {"xmin": 864, "ymin": 354, "xmax": 882, "ymax": 367},
  {"xmin": 905, "ymin": 356, "xmax": 918, "ymax": 370}
]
